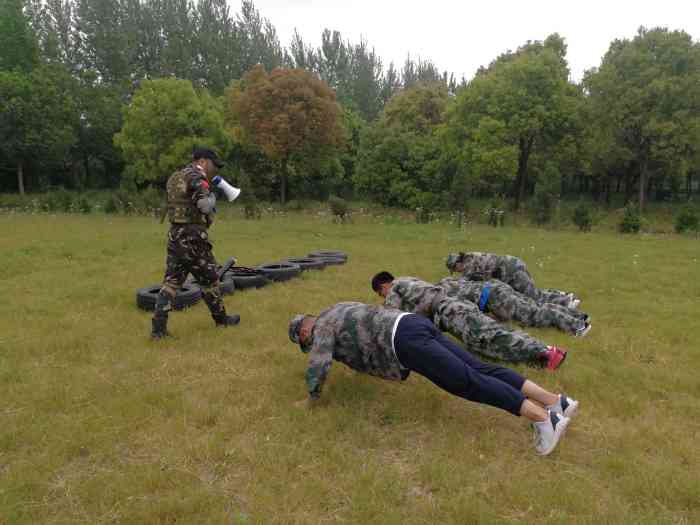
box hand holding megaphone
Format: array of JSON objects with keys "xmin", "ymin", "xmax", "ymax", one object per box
[{"xmin": 212, "ymin": 176, "xmax": 241, "ymax": 202}]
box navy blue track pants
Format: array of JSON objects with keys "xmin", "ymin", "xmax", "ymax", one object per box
[{"xmin": 394, "ymin": 314, "xmax": 526, "ymax": 416}]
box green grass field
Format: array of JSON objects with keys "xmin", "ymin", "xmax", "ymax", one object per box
[{"xmin": 1, "ymin": 209, "xmax": 699, "ymax": 524}]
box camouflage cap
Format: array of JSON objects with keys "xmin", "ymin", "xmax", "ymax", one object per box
[
  {"xmin": 193, "ymin": 147, "xmax": 225, "ymax": 168},
  {"xmin": 445, "ymin": 253, "xmax": 463, "ymax": 271},
  {"xmin": 288, "ymin": 314, "xmax": 307, "ymax": 345}
]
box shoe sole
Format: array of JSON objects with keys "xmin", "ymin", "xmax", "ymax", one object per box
[
  {"xmin": 537, "ymin": 416, "xmax": 570, "ymax": 456},
  {"xmin": 575, "ymin": 324, "xmax": 592, "ymax": 338}
]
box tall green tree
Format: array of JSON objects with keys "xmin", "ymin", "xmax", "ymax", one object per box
[
  {"xmin": 0, "ymin": 0, "xmax": 38, "ymax": 72},
  {"xmin": 114, "ymin": 77, "xmax": 230, "ymax": 187},
  {"xmin": 354, "ymin": 83, "xmax": 450, "ymax": 207},
  {"xmin": 447, "ymin": 34, "xmax": 576, "ymax": 209},
  {"xmin": 584, "ymin": 27, "xmax": 700, "ymax": 210},
  {"xmin": 236, "ymin": 0, "xmax": 284, "ymax": 74},
  {"xmin": 225, "ymin": 65, "xmax": 343, "ymax": 203},
  {"xmin": 0, "ymin": 64, "xmax": 77, "ymax": 194}
]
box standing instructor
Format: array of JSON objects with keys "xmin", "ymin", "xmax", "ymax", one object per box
[{"xmin": 151, "ymin": 147, "xmax": 240, "ymax": 339}]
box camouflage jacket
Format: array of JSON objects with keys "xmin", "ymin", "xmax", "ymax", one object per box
[
  {"xmin": 305, "ymin": 302, "xmax": 409, "ymax": 398},
  {"xmin": 384, "ymin": 277, "xmax": 448, "ymax": 318},
  {"xmin": 458, "ymin": 252, "xmax": 522, "ymax": 282},
  {"xmin": 166, "ymin": 164, "xmax": 213, "ymax": 227},
  {"xmin": 436, "ymin": 276, "xmax": 488, "ymax": 304}
]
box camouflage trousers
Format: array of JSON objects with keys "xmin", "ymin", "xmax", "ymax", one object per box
[
  {"xmin": 486, "ymin": 282, "xmax": 586, "ymax": 334},
  {"xmin": 433, "ymin": 296, "xmax": 548, "ymax": 365},
  {"xmin": 447, "ymin": 280, "xmax": 587, "ymax": 335},
  {"xmin": 154, "ymin": 224, "xmax": 226, "ymax": 322},
  {"xmin": 508, "ymin": 262, "xmax": 572, "ymax": 306}
]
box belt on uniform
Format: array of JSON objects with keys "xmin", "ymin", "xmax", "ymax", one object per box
[{"xmin": 478, "ymin": 283, "xmax": 491, "ymax": 312}]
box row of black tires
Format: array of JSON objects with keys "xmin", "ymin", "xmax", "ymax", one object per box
[{"xmin": 136, "ymin": 251, "xmax": 348, "ymax": 311}]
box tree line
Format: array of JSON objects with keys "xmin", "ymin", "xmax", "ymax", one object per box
[{"xmin": 1, "ymin": 0, "xmax": 699, "ymax": 213}]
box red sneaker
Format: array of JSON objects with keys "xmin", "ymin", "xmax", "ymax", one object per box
[{"xmin": 545, "ymin": 346, "xmax": 567, "ymax": 370}]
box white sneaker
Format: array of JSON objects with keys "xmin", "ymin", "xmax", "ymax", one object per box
[
  {"xmin": 533, "ymin": 411, "xmax": 570, "ymax": 456},
  {"xmin": 575, "ymin": 322, "xmax": 591, "ymax": 338},
  {"xmin": 547, "ymin": 393, "xmax": 579, "ymax": 419}
]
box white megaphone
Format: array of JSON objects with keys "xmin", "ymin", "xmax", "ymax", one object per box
[{"xmin": 212, "ymin": 176, "xmax": 241, "ymax": 202}]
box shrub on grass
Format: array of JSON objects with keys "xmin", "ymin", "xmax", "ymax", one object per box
[
  {"xmin": 573, "ymin": 202, "xmax": 593, "ymax": 232},
  {"xmin": 44, "ymin": 188, "xmax": 73, "ymax": 212},
  {"xmin": 328, "ymin": 195, "xmax": 351, "ymax": 223},
  {"xmin": 76, "ymin": 195, "xmax": 92, "ymax": 214},
  {"xmin": 531, "ymin": 190, "xmax": 556, "ymax": 226},
  {"xmin": 104, "ymin": 194, "xmax": 121, "ymax": 214},
  {"xmin": 285, "ymin": 199, "xmax": 306, "ymax": 211},
  {"xmin": 485, "ymin": 196, "xmax": 506, "ymax": 227},
  {"xmin": 674, "ymin": 205, "xmax": 699, "ymax": 234},
  {"xmin": 411, "ymin": 192, "xmax": 439, "ymax": 224},
  {"xmin": 619, "ymin": 203, "xmax": 642, "ymax": 233}
]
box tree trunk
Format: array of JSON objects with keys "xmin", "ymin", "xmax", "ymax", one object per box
[
  {"xmin": 514, "ymin": 135, "xmax": 533, "ymax": 210},
  {"xmin": 687, "ymin": 173, "xmax": 692, "ymax": 199},
  {"xmin": 17, "ymin": 160, "xmax": 25, "ymax": 195},
  {"xmin": 279, "ymin": 161, "xmax": 287, "ymax": 205},
  {"xmin": 638, "ymin": 159, "xmax": 647, "ymax": 212}
]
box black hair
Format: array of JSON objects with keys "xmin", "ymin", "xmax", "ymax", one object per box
[{"xmin": 371, "ymin": 271, "xmax": 395, "ymax": 292}]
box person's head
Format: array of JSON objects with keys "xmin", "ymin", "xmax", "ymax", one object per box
[
  {"xmin": 371, "ymin": 271, "xmax": 395, "ymax": 298},
  {"xmin": 288, "ymin": 314, "xmax": 318, "ymax": 353},
  {"xmin": 192, "ymin": 147, "xmax": 225, "ymax": 178},
  {"xmin": 445, "ymin": 252, "xmax": 466, "ymax": 273}
]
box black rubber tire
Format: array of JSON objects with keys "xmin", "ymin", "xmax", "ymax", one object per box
[
  {"xmin": 310, "ymin": 256, "xmax": 346, "ymax": 266},
  {"xmin": 307, "ymin": 250, "xmax": 348, "ymax": 262},
  {"xmin": 285, "ymin": 257, "xmax": 327, "ymax": 270},
  {"xmin": 255, "ymin": 262, "xmax": 302, "ymax": 282},
  {"xmin": 225, "ymin": 266, "xmax": 271, "ymax": 290},
  {"xmin": 136, "ymin": 283, "xmax": 202, "ymax": 312}
]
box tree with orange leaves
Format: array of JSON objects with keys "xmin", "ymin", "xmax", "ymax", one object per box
[{"xmin": 225, "ymin": 64, "xmax": 344, "ymax": 204}]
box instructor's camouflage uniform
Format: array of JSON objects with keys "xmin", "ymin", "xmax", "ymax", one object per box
[
  {"xmin": 446, "ymin": 252, "xmax": 574, "ymax": 306},
  {"xmin": 384, "ymin": 277, "xmax": 549, "ymax": 365},
  {"xmin": 437, "ymin": 277, "xmax": 588, "ymax": 335},
  {"xmin": 289, "ymin": 303, "xmax": 409, "ymax": 398},
  {"xmin": 152, "ymin": 162, "xmax": 231, "ymax": 336}
]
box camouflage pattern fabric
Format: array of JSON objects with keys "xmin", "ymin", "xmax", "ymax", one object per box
[
  {"xmin": 161, "ymin": 224, "xmax": 226, "ymax": 320},
  {"xmin": 447, "ymin": 252, "xmax": 573, "ymax": 306},
  {"xmin": 384, "ymin": 277, "xmax": 446, "ymax": 317},
  {"xmin": 385, "ymin": 277, "xmax": 547, "ymax": 365},
  {"xmin": 303, "ymin": 302, "xmax": 409, "ymax": 398},
  {"xmin": 437, "ymin": 277, "xmax": 587, "ymax": 335},
  {"xmin": 166, "ymin": 164, "xmax": 212, "ymax": 226}
]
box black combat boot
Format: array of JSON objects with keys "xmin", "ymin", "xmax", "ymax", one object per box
[
  {"xmin": 151, "ymin": 317, "xmax": 172, "ymax": 339},
  {"xmin": 213, "ymin": 313, "xmax": 241, "ymax": 327},
  {"xmin": 151, "ymin": 289, "xmax": 173, "ymax": 339}
]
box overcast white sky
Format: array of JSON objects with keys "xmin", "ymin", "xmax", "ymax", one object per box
[{"xmin": 241, "ymin": 0, "xmax": 699, "ymax": 82}]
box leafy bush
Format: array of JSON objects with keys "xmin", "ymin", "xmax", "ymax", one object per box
[
  {"xmin": 674, "ymin": 205, "xmax": 699, "ymax": 233},
  {"xmin": 75, "ymin": 195, "xmax": 92, "ymax": 214},
  {"xmin": 619, "ymin": 203, "xmax": 642, "ymax": 233},
  {"xmin": 244, "ymin": 201, "xmax": 262, "ymax": 220},
  {"xmin": 328, "ymin": 195, "xmax": 351, "ymax": 223},
  {"xmin": 484, "ymin": 196, "xmax": 506, "ymax": 227},
  {"xmin": 284, "ymin": 199, "xmax": 306, "ymax": 211},
  {"xmin": 104, "ymin": 194, "xmax": 121, "ymax": 214},
  {"xmin": 531, "ymin": 191, "xmax": 556, "ymax": 226},
  {"xmin": 139, "ymin": 186, "xmax": 164, "ymax": 215},
  {"xmin": 44, "ymin": 188, "xmax": 73, "ymax": 212},
  {"xmin": 573, "ymin": 202, "xmax": 593, "ymax": 232},
  {"xmin": 411, "ymin": 192, "xmax": 440, "ymax": 224}
]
